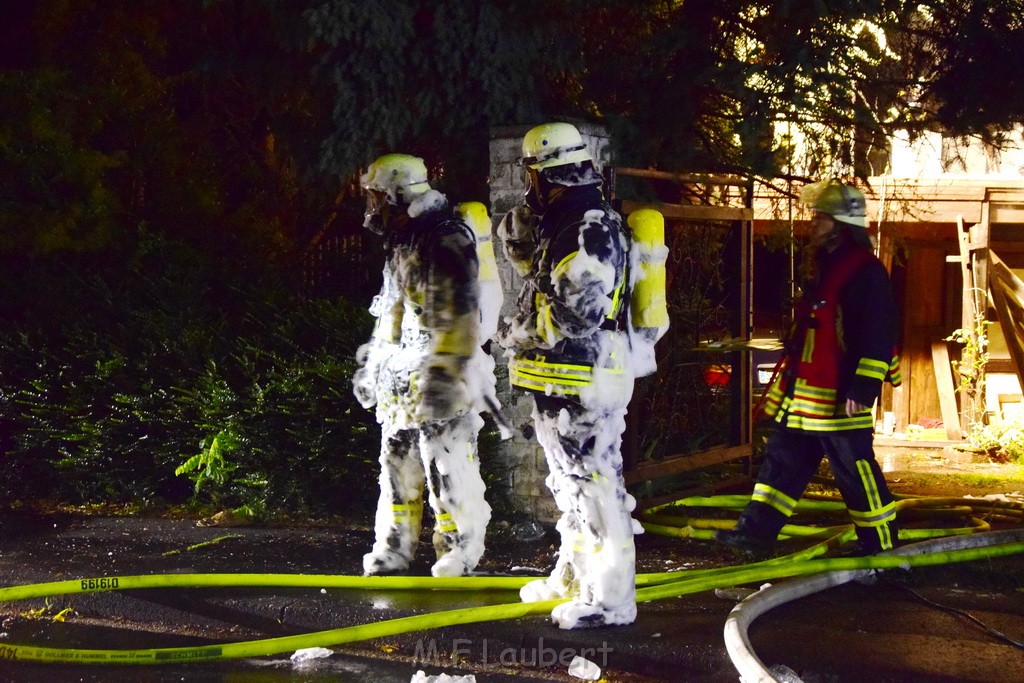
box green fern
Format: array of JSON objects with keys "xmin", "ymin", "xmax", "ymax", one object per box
[{"xmin": 176, "ymin": 430, "xmax": 238, "ymax": 495}]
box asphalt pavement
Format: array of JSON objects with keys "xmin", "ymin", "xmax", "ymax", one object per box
[{"xmin": 0, "ymin": 510, "xmax": 1022, "ymax": 682}]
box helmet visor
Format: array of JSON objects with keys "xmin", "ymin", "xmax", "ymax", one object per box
[
  {"xmin": 363, "ymin": 189, "xmax": 390, "ymax": 233},
  {"xmin": 520, "ymin": 143, "xmax": 589, "ymax": 170}
]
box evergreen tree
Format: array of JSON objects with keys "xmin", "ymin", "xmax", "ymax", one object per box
[{"xmin": 306, "ymin": 0, "xmax": 552, "ymax": 199}]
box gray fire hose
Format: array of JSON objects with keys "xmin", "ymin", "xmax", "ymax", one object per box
[{"xmin": 722, "ymin": 528, "xmax": 1024, "ymax": 683}]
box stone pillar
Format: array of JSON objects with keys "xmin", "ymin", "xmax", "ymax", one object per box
[{"xmin": 486, "ymin": 123, "xmax": 612, "ymax": 524}]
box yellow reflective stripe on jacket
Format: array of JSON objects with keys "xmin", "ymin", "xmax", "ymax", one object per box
[
  {"xmin": 509, "ymin": 373, "xmax": 582, "ymax": 395},
  {"xmin": 553, "ymin": 252, "xmax": 574, "ymax": 279},
  {"xmin": 764, "ymin": 375, "xmax": 875, "ymax": 431},
  {"xmin": 856, "ymin": 357, "xmax": 890, "ymax": 381},
  {"xmin": 786, "ymin": 398, "xmax": 835, "ymax": 417},
  {"xmin": 801, "ymin": 328, "xmax": 815, "ymax": 363},
  {"xmin": 763, "ymin": 375, "xmax": 787, "ymax": 413},
  {"xmin": 887, "ymin": 354, "xmax": 903, "ymax": 385},
  {"xmin": 752, "ymin": 483, "xmax": 798, "ymax": 517},
  {"xmin": 535, "ymin": 293, "xmax": 558, "ymax": 346},
  {"xmin": 509, "ymin": 356, "xmax": 592, "ymax": 394},
  {"xmin": 773, "ymin": 411, "xmax": 875, "ymax": 431},
  {"xmin": 793, "ymin": 379, "xmax": 836, "ymax": 400},
  {"xmin": 607, "ymin": 270, "xmax": 625, "ymax": 321},
  {"xmin": 785, "ymin": 379, "xmax": 838, "ymax": 417}
]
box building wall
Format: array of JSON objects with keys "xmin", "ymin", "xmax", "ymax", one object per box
[{"xmin": 889, "ymin": 127, "xmax": 1024, "ymax": 179}]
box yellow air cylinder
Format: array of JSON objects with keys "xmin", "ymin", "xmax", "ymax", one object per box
[
  {"xmin": 627, "ymin": 209, "xmax": 669, "ymax": 330},
  {"xmin": 455, "ymin": 201, "xmax": 498, "ymax": 283},
  {"xmin": 455, "ymin": 201, "xmax": 503, "ymax": 341}
]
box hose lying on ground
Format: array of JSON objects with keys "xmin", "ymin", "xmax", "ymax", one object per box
[
  {"xmin": 0, "ymin": 493, "xmax": 1020, "ymax": 665},
  {"xmin": 721, "ymin": 528, "xmax": 1024, "ymax": 683}
]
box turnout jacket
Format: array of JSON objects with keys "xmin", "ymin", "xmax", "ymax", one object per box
[
  {"xmin": 498, "ymin": 185, "xmax": 630, "ymax": 399},
  {"xmin": 356, "ymin": 194, "xmax": 481, "ymax": 426},
  {"xmin": 372, "ymin": 203, "xmax": 479, "ymax": 357},
  {"xmin": 764, "ymin": 240, "xmax": 902, "ymax": 431}
]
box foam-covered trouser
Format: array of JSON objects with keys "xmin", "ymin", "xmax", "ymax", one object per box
[
  {"xmin": 522, "ymin": 395, "xmax": 638, "ymax": 628},
  {"xmin": 739, "ymin": 427, "xmax": 897, "ymax": 553},
  {"xmin": 363, "ymin": 411, "xmax": 490, "ymax": 577}
]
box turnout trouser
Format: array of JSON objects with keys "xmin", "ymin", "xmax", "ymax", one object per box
[
  {"xmin": 526, "ymin": 394, "xmax": 637, "ymax": 625},
  {"xmin": 364, "ymin": 412, "xmax": 490, "ymax": 576},
  {"xmin": 741, "ymin": 427, "xmax": 897, "ymax": 553}
]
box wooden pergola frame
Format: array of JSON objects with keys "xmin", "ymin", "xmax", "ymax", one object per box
[{"xmin": 613, "ymin": 168, "xmax": 756, "ymax": 504}]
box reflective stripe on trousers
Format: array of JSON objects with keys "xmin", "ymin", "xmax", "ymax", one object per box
[{"xmin": 745, "ymin": 427, "xmax": 897, "ymax": 552}]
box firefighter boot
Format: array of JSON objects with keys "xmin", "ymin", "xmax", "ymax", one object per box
[
  {"xmin": 713, "ymin": 517, "xmax": 776, "ymax": 559},
  {"xmin": 363, "ymin": 499, "xmax": 423, "ymax": 575}
]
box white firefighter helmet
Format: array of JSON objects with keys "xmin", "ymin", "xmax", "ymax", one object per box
[
  {"xmin": 799, "ymin": 179, "xmax": 869, "ymax": 229},
  {"xmin": 361, "ymin": 153, "xmax": 431, "ymax": 205},
  {"xmin": 521, "ymin": 122, "xmax": 594, "ymax": 170}
]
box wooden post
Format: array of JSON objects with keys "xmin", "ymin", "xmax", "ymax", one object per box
[
  {"xmin": 973, "ymin": 200, "xmax": 991, "ymax": 312},
  {"xmin": 956, "ymin": 216, "xmax": 977, "ymax": 328},
  {"xmin": 931, "ymin": 341, "xmax": 964, "ymax": 440},
  {"xmin": 971, "ymin": 201, "xmax": 991, "ymax": 426},
  {"xmin": 954, "ymin": 215, "xmax": 985, "ymax": 430}
]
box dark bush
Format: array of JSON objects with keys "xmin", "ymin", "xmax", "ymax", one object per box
[{"xmin": 0, "ymin": 235, "xmax": 381, "ymax": 518}]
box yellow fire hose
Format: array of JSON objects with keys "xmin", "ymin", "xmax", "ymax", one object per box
[{"xmin": 0, "ymin": 493, "xmax": 1020, "ymax": 665}]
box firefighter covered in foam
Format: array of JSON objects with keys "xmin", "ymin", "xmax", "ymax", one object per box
[
  {"xmin": 496, "ymin": 123, "xmax": 646, "ymax": 629},
  {"xmin": 353, "ymin": 154, "xmax": 494, "ymax": 578}
]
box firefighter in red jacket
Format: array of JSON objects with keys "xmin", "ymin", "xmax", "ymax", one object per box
[{"xmin": 715, "ymin": 179, "xmax": 902, "ymax": 557}]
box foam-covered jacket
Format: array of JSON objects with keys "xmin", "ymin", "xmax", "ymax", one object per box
[
  {"xmin": 764, "ymin": 240, "xmax": 902, "ymax": 431},
  {"xmin": 497, "ymin": 185, "xmax": 632, "ymax": 407},
  {"xmin": 352, "ymin": 191, "xmax": 481, "ymax": 427}
]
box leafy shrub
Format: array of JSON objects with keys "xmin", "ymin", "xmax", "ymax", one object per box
[
  {"xmin": 0, "ymin": 240, "xmax": 382, "ymax": 517},
  {"xmin": 965, "ymin": 416, "xmax": 1024, "ymax": 463}
]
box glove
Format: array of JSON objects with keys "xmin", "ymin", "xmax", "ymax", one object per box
[
  {"xmin": 352, "ymin": 365, "xmax": 377, "ymax": 409},
  {"xmin": 498, "ymin": 205, "xmax": 539, "ymax": 277},
  {"xmin": 496, "ymin": 306, "xmax": 546, "ymax": 351},
  {"xmin": 351, "ymin": 341, "xmax": 394, "ymax": 409},
  {"xmin": 414, "ymin": 356, "xmax": 469, "ymax": 422}
]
